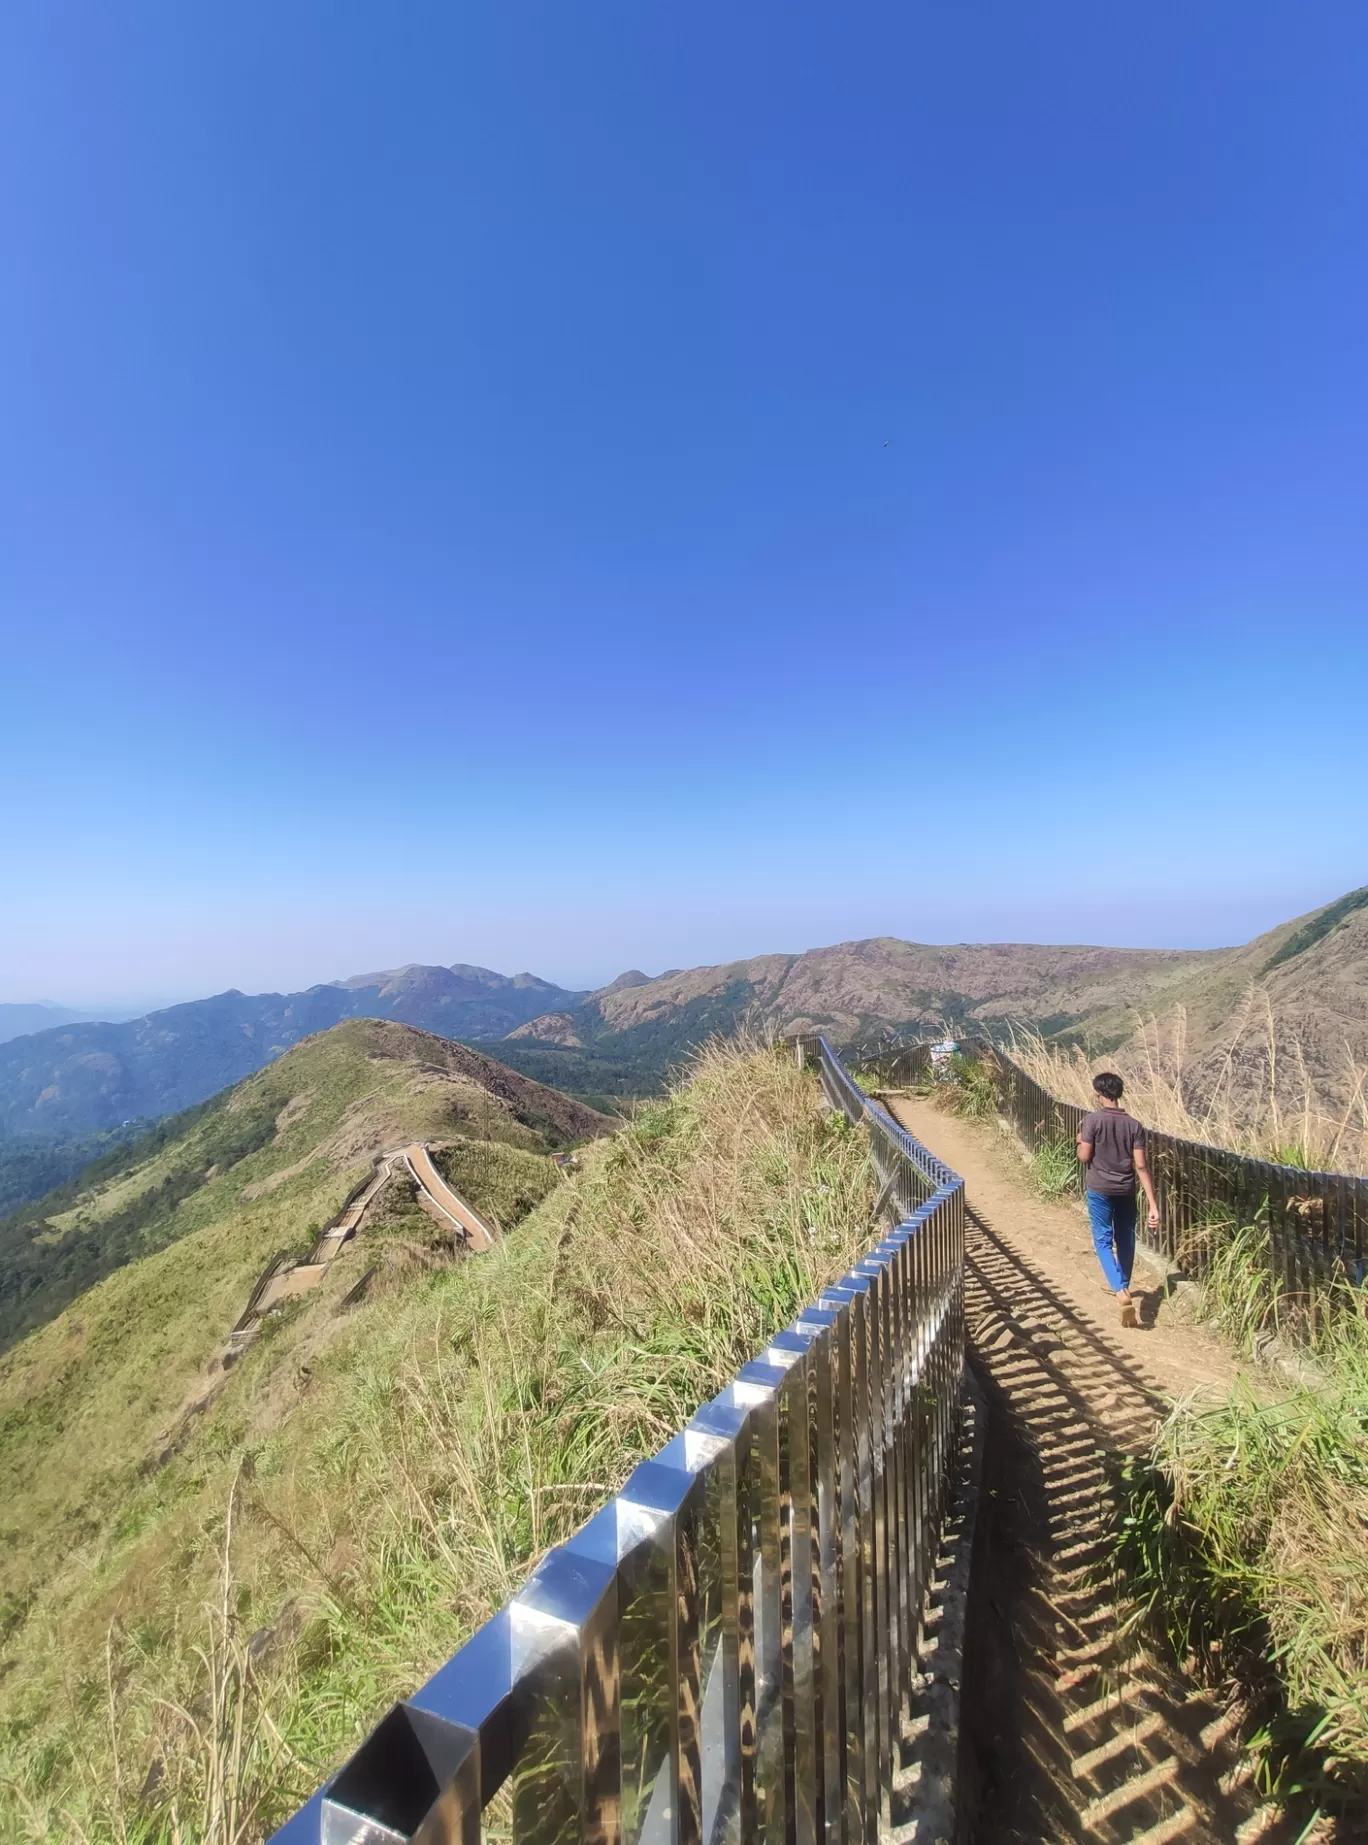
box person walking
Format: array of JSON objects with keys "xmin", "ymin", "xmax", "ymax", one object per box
[{"xmin": 1076, "ymin": 1071, "xmax": 1160, "ymax": 1327}]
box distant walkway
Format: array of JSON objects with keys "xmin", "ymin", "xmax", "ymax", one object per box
[
  {"xmin": 884, "ymin": 1096, "xmax": 1282, "ymax": 1845},
  {"xmin": 402, "ymin": 1143, "xmax": 498, "ymax": 1252},
  {"xmin": 229, "ymin": 1143, "xmax": 498, "ymax": 1353}
]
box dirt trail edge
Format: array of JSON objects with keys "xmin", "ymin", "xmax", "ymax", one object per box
[
  {"xmin": 403, "ymin": 1142, "xmax": 499, "ymax": 1251},
  {"xmin": 885, "ymin": 1095, "xmax": 1285, "ymax": 1845}
]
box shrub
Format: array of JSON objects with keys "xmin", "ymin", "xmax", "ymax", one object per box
[
  {"xmin": 938, "ymin": 1052, "xmax": 999, "ymax": 1121},
  {"xmin": 1027, "ymin": 1136, "xmax": 1080, "ymax": 1198}
]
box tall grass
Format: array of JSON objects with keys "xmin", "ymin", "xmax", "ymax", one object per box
[
  {"xmin": 147, "ymin": 1479, "xmax": 291, "ymax": 1845},
  {"xmin": 1026, "ymin": 1138, "xmax": 1079, "ymax": 1199},
  {"xmin": 0, "ymin": 1037, "xmax": 876, "ymax": 1843},
  {"xmin": 1114, "ymin": 1227, "xmax": 1368, "ymax": 1813},
  {"xmin": 887, "ymin": 1050, "xmax": 999, "ymax": 1122},
  {"xmin": 1009, "ymin": 994, "xmax": 1368, "ymax": 1175},
  {"xmin": 938, "ymin": 1053, "xmax": 999, "ymax": 1122}
]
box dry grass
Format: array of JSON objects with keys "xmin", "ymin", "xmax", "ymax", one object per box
[
  {"xmin": 1116, "ymin": 1226, "xmax": 1368, "ymax": 1816},
  {"xmin": 0, "ymin": 1036, "xmax": 875, "ymax": 1843},
  {"xmin": 1134, "ymin": 1329, "xmax": 1368, "ymax": 1804},
  {"xmin": 1009, "ymin": 993, "xmax": 1368, "ymax": 1174},
  {"xmin": 3, "ymin": 1481, "xmax": 293, "ymax": 1845},
  {"xmin": 142, "ymin": 1480, "xmax": 291, "ymax": 1845}
]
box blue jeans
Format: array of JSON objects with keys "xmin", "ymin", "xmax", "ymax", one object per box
[{"xmin": 1086, "ymin": 1189, "xmax": 1136, "ymax": 1293}]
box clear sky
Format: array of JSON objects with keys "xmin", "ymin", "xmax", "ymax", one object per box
[{"xmin": 2, "ymin": 2, "xmax": 1365, "ymax": 1003}]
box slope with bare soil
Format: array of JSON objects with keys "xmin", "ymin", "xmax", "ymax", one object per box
[
  {"xmin": 0, "ymin": 1022, "xmax": 606, "ymax": 1644},
  {"xmin": 510, "ymin": 939, "xmax": 1218, "ymax": 1060},
  {"xmin": 0, "ymin": 1018, "xmax": 607, "ymax": 1355}
]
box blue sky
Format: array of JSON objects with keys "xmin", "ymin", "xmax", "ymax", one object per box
[{"xmin": 2, "ymin": 2, "xmax": 1365, "ymax": 1002}]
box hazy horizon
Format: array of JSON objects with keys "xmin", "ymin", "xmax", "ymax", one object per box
[{"xmin": 0, "ymin": 880, "xmax": 1349, "ymax": 1013}]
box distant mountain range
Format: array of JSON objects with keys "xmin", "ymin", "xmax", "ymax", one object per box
[
  {"xmin": 1, "ymin": 885, "xmax": 1364, "ymax": 1210},
  {"xmin": 508, "ymin": 939, "xmax": 1220, "ymax": 1053},
  {"xmin": 0, "ymin": 1002, "xmax": 153, "ymax": 1044},
  {"xmin": 510, "ymin": 892, "xmax": 1368, "ymax": 1123},
  {"xmin": 0, "ymin": 965, "xmax": 585, "ymax": 1211}
]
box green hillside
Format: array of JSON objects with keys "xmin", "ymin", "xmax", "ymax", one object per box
[
  {"xmin": 0, "ymin": 964, "xmax": 587, "ymax": 1213},
  {"xmin": 0, "ymin": 1021, "xmax": 604, "ymax": 1636},
  {"xmin": 10, "ymin": 891, "xmax": 1364, "ymax": 1218},
  {"xmin": 0, "ymin": 1019, "xmax": 606, "ymax": 1356},
  {"xmin": 0, "ymin": 1038, "xmax": 870, "ymax": 1845}
]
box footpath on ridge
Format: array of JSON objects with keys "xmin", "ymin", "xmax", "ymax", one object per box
[
  {"xmin": 401, "ymin": 1141, "xmax": 498, "ymax": 1251},
  {"xmin": 885, "ymin": 1093, "xmax": 1290, "ymax": 1845},
  {"xmin": 229, "ymin": 1144, "xmax": 498, "ymax": 1353}
]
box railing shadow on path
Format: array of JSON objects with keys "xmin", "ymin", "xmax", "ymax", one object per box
[{"xmin": 958, "ymin": 1196, "xmax": 1290, "ymax": 1845}]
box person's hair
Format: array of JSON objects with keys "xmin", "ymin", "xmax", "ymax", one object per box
[{"xmin": 1092, "ymin": 1071, "xmax": 1124, "ymax": 1102}]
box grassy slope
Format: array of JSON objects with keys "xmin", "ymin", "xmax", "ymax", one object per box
[
  {"xmin": 516, "ymin": 941, "xmax": 1221, "ymax": 1061},
  {"xmin": 0, "ymin": 970, "xmax": 590, "ymax": 1216},
  {"xmin": 512, "ymin": 892, "xmax": 1368, "ymax": 1130},
  {"xmin": 1118, "ymin": 1234, "xmax": 1368, "ymax": 1813},
  {"xmin": 0, "ymin": 1020, "xmax": 606, "ymax": 1355},
  {"xmin": 1072, "ymin": 894, "xmax": 1368, "ymax": 1128},
  {"xmin": 0, "ymin": 1021, "xmax": 601, "ymax": 1623},
  {"xmin": 0, "ymin": 1040, "xmax": 874, "ymax": 1844},
  {"xmin": 501, "ymin": 896, "xmax": 1368, "ymax": 1142}
]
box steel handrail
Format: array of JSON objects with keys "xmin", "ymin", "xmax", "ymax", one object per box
[{"xmin": 269, "ymin": 1036, "xmax": 966, "ymax": 1845}]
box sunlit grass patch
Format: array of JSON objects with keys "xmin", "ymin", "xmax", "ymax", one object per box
[
  {"xmin": 1112, "ymin": 1227, "xmax": 1368, "ymax": 1820},
  {"xmin": 1027, "ymin": 1136, "xmax": 1079, "ymax": 1198},
  {"xmin": 1008, "ymin": 996, "xmax": 1368, "ymax": 1176},
  {"xmin": 0, "ymin": 1036, "xmax": 875, "ymax": 1843}
]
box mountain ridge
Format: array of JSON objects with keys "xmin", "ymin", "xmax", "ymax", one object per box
[
  {"xmin": 513, "ymin": 937, "xmax": 1221, "ymax": 1051},
  {"xmin": 2, "ymin": 889, "xmax": 1364, "ymax": 1211},
  {"xmin": 513, "ymin": 896, "xmax": 1368, "ymax": 1119},
  {"xmin": 0, "ymin": 1016, "xmax": 608, "ymax": 1355},
  {"xmin": 0, "ymin": 1001, "xmax": 143, "ymax": 1044},
  {"xmin": 0, "ymin": 963, "xmax": 588, "ymax": 1210},
  {"xmin": 0, "ymin": 1015, "xmax": 612, "ymax": 1820}
]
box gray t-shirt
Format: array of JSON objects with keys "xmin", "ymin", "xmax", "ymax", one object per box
[{"xmin": 1079, "ymin": 1108, "xmax": 1145, "ymax": 1195}]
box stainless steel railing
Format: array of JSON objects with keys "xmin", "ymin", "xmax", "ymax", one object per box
[{"xmin": 269, "ymin": 1036, "xmax": 966, "ymax": 1845}]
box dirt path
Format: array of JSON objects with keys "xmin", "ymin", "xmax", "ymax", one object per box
[
  {"xmin": 888, "ymin": 1096, "xmax": 1237, "ymax": 1403},
  {"xmin": 226, "ymin": 1146, "xmax": 495, "ymax": 1362},
  {"xmin": 885, "ymin": 1095, "xmax": 1284, "ymax": 1845}
]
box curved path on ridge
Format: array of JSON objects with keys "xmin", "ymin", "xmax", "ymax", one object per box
[
  {"xmin": 232, "ymin": 1143, "xmax": 498, "ymax": 1342},
  {"xmin": 402, "ymin": 1143, "xmax": 498, "ymax": 1252},
  {"xmin": 884, "ymin": 1093, "xmax": 1287, "ymax": 1845}
]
